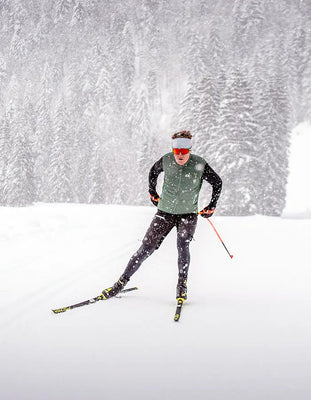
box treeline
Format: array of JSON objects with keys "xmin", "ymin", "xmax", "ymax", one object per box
[{"xmin": 0, "ymin": 0, "xmax": 310, "ymax": 215}]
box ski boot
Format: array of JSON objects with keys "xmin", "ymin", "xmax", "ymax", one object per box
[
  {"xmin": 100, "ymin": 275, "xmax": 129, "ymax": 300},
  {"xmin": 176, "ymin": 278, "xmax": 187, "ymax": 301}
]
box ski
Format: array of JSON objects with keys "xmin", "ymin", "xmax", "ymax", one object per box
[
  {"xmin": 174, "ymin": 298, "xmax": 185, "ymax": 322},
  {"xmin": 52, "ymin": 286, "xmax": 138, "ymax": 314}
]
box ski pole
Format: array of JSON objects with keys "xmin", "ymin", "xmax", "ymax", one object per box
[{"xmin": 207, "ymin": 219, "xmax": 233, "ymax": 259}]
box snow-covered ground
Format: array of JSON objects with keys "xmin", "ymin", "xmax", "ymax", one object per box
[{"xmin": 1, "ymin": 203, "xmax": 311, "ymax": 400}]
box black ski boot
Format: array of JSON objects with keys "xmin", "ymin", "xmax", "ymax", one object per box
[
  {"xmin": 176, "ymin": 278, "xmax": 187, "ymax": 301},
  {"xmin": 101, "ymin": 275, "xmax": 129, "ymax": 300}
]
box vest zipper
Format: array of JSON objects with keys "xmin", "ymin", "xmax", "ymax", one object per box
[{"xmin": 173, "ymin": 167, "xmax": 183, "ymax": 213}]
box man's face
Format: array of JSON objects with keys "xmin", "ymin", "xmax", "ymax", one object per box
[{"xmin": 173, "ymin": 149, "xmax": 191, "ymax": 165}]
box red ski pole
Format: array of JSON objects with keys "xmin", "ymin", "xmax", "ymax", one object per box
[{"xmin": 207, "ymin": 219, "xmax": 233, "ymax": 259}]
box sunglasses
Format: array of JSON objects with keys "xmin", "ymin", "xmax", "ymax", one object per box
[{"xmin": 173, "ymin": 148, "xmax": 189, "ymax": 155}]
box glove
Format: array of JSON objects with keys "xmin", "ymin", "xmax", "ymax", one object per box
[
  {"xmin": 149, "ymin": 190, "xmax": 160, "ymax": 207},
  {"xmin": 199, "ymin": 207, "xmax": 215, "ymax": 219}
]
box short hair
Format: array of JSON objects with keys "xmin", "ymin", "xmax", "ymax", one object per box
[{"xmin": 172, "ymin": 130, "xmax": 192, "ymax": 140}]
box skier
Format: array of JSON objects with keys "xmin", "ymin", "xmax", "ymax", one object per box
[{"xmin": 101, "ymin": 130, "xmax": 222, "ymax": 301}]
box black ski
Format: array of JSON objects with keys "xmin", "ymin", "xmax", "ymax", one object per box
[
  {"xmin": 174, "ymin": 298, "xmax": 185, "ymax": 322},
  {"xmin": 52, "ymin": 287, "xmax": 138, "ymax": 314}
]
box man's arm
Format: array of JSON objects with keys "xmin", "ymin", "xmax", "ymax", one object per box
[
  {"xmin": 200, "ymin": 163, "xmax": 222, "ymax": 217},
  {"xmin": 148, "ymin": 157, "xmax": 163, "ymax": 205}
]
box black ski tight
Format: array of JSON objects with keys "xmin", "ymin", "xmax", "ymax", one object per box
[{"xmin": 123, "ymin": 210, "xmax": 197, "ymax": 281}]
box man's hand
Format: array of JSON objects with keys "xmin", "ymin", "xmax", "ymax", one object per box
[
  {"xmin": 199, "ymin": 207, "xmax": 215, "ymax": 218},
  {"xmin": 149, "ymin": 190, "xmax": 160, "ymax": 207}
]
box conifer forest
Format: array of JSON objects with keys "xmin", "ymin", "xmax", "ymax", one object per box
[{"xmin": 0, "ymin": 0, "xmax": 311, "ymax": 215}]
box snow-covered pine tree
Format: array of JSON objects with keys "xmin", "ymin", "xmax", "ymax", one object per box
[
  {"xmin": 0, "ymin": 113, "xmax": 11, "ymax": 204},
  {"xmin": 0, "ymin": 54, "xmax": 8, "ymax": 113},
  {"xmin": 87, "ymin": 140, "xmax": 106, "ymax": 204},
  {"xmin": 8, "ymin": 0, "xmax": 28, "ymax": 59},
  {"xmin": 194, "ymin": 75, "xmax": 221, "ymax": 157},
  {"xmin": 3, "ymin": 103, "xmax": 35, "ymax": 206},
  {"xmin": 54, "ymin": 0, "xmax": 73, "ymax": 23},
  {"xmin": 71, "ymin": 0, "xmax": 85, "ymax": 27},
  {"xmin": 231, "ymin": 0, "xmax": 248, "ymax": 60},
  {"xmin": 119, "ymin": 21, "xmax": 135, "ymax": 95},
  {"xmin": 302, "ymin": 55, "xmax": 311, "ymax": 123},
  {"xmin": 287, "ymin": 24, "xmax": 310, "ymax": 123},
  {"xmin": 243, "ymin": 0, "xmax": 265, "ymax": 44},
  {"xmin": 206, "ymin": 23, "xmax": 227, "ymax": 75},
  {"xmin": 47, "ymin": 96, "xmax": 73, "ymax": 202},
  {"xmin": 254, "ymin": 27, "xmax": 292, "ymax": 215},
  {"xmin": 176, "ymin": 82, "xmax": 200, "ymax": 138},
  {"xmin": 193, "ymin": 22, "xmax": 227, "ymax": 160},
  {"xmin": 258, "ymin": 73, "xmax": 291, "ymax": 215},
  {"xmin": 127, "ymin": 85, "xmax": 153, "ymax": 205},
  {"xmin": 216, "ymin": 67, "xmax": 257, "ymax": 215},
  {"xmin": 34, "ymin": 61, "xmax": 54, "ymax": 201}
]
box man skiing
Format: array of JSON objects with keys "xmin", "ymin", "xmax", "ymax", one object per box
[{"xmin": 101, "ymin": 130, "xmax": 222, "ymax": 301}]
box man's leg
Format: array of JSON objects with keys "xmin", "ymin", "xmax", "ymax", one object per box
[
  {"xmin": 176, "ymin": 213, "xmax": 198, "ymax": 300},
  {"xmin": 102, "ymin": 211, "xmax": 175, "ymax": 298},
  {"xmin": 123, "ymin": 211, "xmax": 175, "ymax": 277}
]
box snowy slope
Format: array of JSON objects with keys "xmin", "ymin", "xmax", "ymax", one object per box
[{"xmin": 1, "ymin": 204, "xmax": 311, "ymax": 400}]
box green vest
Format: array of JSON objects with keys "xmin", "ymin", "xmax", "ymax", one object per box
[{"xmin": 158, "ymin": 153, "xmax": 206, "ymax": 215}]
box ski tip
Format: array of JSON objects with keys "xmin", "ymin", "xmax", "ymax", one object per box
[
  {"xmin": 121, "ymin": 286, "xmax": 139, "ymax": 294},
  {"xmin": 230, "ymin": 255, "xmax": 233, "ymax": 259}
]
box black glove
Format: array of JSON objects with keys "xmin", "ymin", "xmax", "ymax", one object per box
[
  {"xmin": 149, "ymin": 190, "xmax": 160, "ymax": 207},
  {"xmin": 199, "ymin": 207, "xmax": 215, "ymax": 219}
]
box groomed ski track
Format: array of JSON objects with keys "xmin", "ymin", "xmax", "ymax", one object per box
[{"xmin": 1, "ymin": 204, "xmax": 311, "ymax": 400}]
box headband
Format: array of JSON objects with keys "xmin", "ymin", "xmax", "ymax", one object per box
[{"xmin": 172, "ymin": 138, "xmax": 192, "ymax": 149}]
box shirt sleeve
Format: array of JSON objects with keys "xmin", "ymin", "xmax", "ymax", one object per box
[
  {"xmin": 148, "ymin": 157, "xmax": 163, "ymax": 195},
  {"xmin": 202, "ymin": 163, "xmax": 222, "ymax": 209}
]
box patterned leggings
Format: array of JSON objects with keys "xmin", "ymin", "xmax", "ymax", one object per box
[{"xmin": 123, "ymin": 210, "xmax": 197, "ymax": 281}]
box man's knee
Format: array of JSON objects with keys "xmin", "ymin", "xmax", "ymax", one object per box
[
  {"xmin": 177, "ymin": 234, "xmax": 193, "ymax": 248},
  {"xmin": 142, "ymin": 235, "xmax": 165, "ymax": 252}
]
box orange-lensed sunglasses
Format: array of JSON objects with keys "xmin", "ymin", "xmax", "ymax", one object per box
[{"xmin": 173, "ymin": 148, "xmax": 189, "ymax": 155}]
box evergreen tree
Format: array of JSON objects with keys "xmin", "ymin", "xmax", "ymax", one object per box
[
  {"xmin": 243, "ymin": 0, "xmax": 265, "ymax": 42},
  {"xmin": 55, "ymin": 0, "xmax": 73, "ymax": 22},
  {"xmin": 193, "ymin": 74, "xmax": 221, "ymax": 158},
  {"xmin": 216, "ymin": 67, "xmax": 258, "ymax": 215},
  {"xmin": 0, "ymin": 113, "xmax": 11, "ymax": 204},
  {"xmin": 119, "ymin": 21, "xmax": 136, "ymax": 94},
  {"xmin": 127, "ymin": 85, "xmax": 153, "ymax": 204},
  {"xmin": 258, "ymin": 74, "xmax": 291, "ymax": 215},
  {"xmin": 302, "ymin": 56, "xmax": 311, "ymax": 123},
  {"xmin": 71, "ymin": 0, "xmax": 85, "ymax": 26},
  {"xmin": 8, "ymin": 0, "xmax": 28, "ymax": 59},
  {"xmin": 288, "ymin": 24, "xmax": 310, "ymax": 123},
  {"xmin": 177, "ymin": 81, "xmax": 200, "ymax": 137},
  {"xmin": 4, "ymin": 103, "xmax": 35, "ymax": 206},
  {"xmin": 34, "ymin": 61, "xmax": 54, "ymax": 201},
  {"xmin": 88, "ymin": 141, "xmax": 106, "ymax": 204},
  {"xmin": 47, "ymin": 96, "xmax": 73, "ymax": 202}
]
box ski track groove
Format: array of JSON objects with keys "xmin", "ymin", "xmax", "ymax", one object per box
[{"xmin": 0, "ymin": 237, "xmax": 139, "ymax": 333}]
